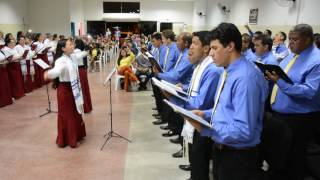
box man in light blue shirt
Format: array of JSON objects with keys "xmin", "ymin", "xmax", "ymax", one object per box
[
  {"xmin": 160, "ymin": 29, "xmax": 180, "ymax": 72},
  {"xmin": 187, "ymin": 23, "xmax": 268, "ymax": 180},
  {"xmin": 254, "ymin": 34, "xmax": 278, "ymax": 65},
  {"xmin": 155, "ymin": 32, "xmax": 194, "ymax": 86},
  {"xmin": 152, "ymin": 32, "xmax": 194, "ymax": 126},
  {"xmin": 242, "ymin": 33, "xmax": 257, "ymax": 62},
  {"xmin": 265, "ymin": 24, "xmax": 320, "ymax": 180}
]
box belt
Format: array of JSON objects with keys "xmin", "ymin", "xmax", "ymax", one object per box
[{"xmin": 213, "ymin": 143, "xmax": 257, "ymax": 151}]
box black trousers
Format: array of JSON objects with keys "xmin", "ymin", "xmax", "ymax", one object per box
[
  {"xmin": 190, "ymin": 131, "xmax": 213, "ymax": 180},
  {"xmin": 261, "ymin": 112, "xmax": 318, "ymax": 180},
  {"xmin": 135, "ymin": 70, "xmax": 152, "ymax": 89},
  {"xmin": 151, "ymin": 82, "xmax": 164, "ymax": 115},
  {"xmin": 212, "ymin": 146, "xmax": 261, "ymax": 180}
]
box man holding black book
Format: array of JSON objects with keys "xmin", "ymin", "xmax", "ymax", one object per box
[{"xmin": 264, "ymin": 24, "xmax": 320, "ymax": 180}]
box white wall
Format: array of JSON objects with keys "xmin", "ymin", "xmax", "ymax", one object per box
[
  {"xmin": 203, "ymin": 0, "xmax": 320, "ymax": 33},
  {"xmin": 0, "ymin": 0, "xmax": 28, "ymax": 33},
  {"xmin": 192, "ymin": 0, "xmax": 207, "ymax": 31},
  {"xmin": 69, "ymin": 0, "xmax": 84, "ymax": 36},
  {"xmin": 27, "ymin": 0, "xmax": 71, "ymax": 36}
]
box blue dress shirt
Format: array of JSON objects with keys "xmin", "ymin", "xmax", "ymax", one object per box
[
  {"xmin": 271, "ymin": 45, "xmax": 320, "ymax": 114},
  {"xmin": 161, "ymin": 43, "xmax": 179, "ymax": 72},
  {"xmin": 201, "ymin": 56, "xmax": 268, "ymax": 148},
  {"xmin": 243, "ymin": 48, "xmax": 257, "ymax": 62},
  {"xmin": 157, "ymin": 48, "xmax": 194, "ymax": 85},
  {"xmin": 257, "ymin": 51, "xmax": 278, "ymax": 65}
]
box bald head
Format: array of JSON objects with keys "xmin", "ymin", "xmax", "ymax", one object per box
[{"xmin": 177, "ymin": 32, "xmax": 192, "ymax": 51}]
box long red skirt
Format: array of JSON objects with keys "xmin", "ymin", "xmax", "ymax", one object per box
[
  {"xmin": 33, "ymin": 59, "xmax": 42, "ymax": 89},
  {"xmin": 24, "ymin": 60, "xmax": 34, "ymax": 93},
  {"xmin": 37, "ymin": 54, "xmax": 49, "ymax": 86},
  {"xmin": 7, "ymin": 62, "xmax": 25, "ymax": 99},
  {"xmin": 79, "ymin": 67, "xmax": 93, "ymax": 113},
  {"xmin": 0, "ymin": 65, "xmax": 13, "ymax": 107},
  {"xmin": 56, "ymin": 82, "xmax": 86, "ymax": 148}
]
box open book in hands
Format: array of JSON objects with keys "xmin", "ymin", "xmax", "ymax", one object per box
[
  {"xmin": 254, "ymin": 61, "xmax": 293, "ymax": 84},
  {"xmin": 34, "ymin": 59, "xmax": 50, "ymax": 70},
  {"xmin": 22, "ymin": 50, "xmax": 29, "ymax": 59},
  {"xmin": 163, "ymin": 99, "xmax": 211, "ymax": 128},
  {"xmin": 6, "ymin": 55, "xmax": 13, "ymax": 62},
  {"xmin": 152, "ymin": 77, "xmax": 187, "ymax": 101},
  {"xmin": 161, "ymin": 80, "xmax": 188, "ymax": 96},
  {"xmin": 145, "ymin": 52, "xmax": 163, "ymax": 73}
]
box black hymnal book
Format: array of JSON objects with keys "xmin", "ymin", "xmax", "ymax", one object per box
[
  {"xmin": 254, "ymin": 61, "xmax": 293, "ymax": 84},
  {"xmin": 22, "ymin": 50, "xmax": 29, "ymax": 59},
  {"xmin": 145, "ymin": 52, "xmax": 163, "ymax": 73}
]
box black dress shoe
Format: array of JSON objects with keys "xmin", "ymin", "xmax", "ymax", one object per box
[
  {"xmin": 160, "ymin": 125, "xmax": 171, "ymax": 130},
  {"xmin": 179, "ymin": 164, "xmax": 191, "ymax": 171},
  {"xmin": 154, "ymin": 115, "xmax": 162, "ymax": 119},
  {"xmin": 152, "ymin": 107, "xmax": 158, "ymax": 111},
  {"xmin": 170, "ymin": 136, "xmax": 181, "ymax": 144},
  {"xmin": 186, "ymin": 178, "xmax": 192, "ymax": 180},
  {"xmin": 162, "ymin": 130, "xmax": 178, "ymax": 137},
  {"xmin": 172, "ymin": 149, "xmax": 183, "ymax": 158},
  {"xmin": 153, "ymin": 119, "xmax": 166, "ymax": 125}
]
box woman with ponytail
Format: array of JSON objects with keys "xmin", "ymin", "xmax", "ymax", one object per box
[{"xmin": 44, "ymin": 39, "xmax": 87, "ymax": 148}]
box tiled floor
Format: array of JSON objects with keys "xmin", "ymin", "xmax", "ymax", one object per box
[{"xmin": 0, "ymin": 63, "xmax": 189, "ymax": 180}]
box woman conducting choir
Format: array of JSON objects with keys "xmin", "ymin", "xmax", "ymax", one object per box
[{"xmin": 44, "ymin": 38, "xmax": 87, "ymax": 148}]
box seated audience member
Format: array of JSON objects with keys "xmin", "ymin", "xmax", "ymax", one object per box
[
  {"xmin": 116, "ymin": 46, "xmax": 139, "ymax": 91},
  {"xmin": 133, "ymin": 46, "xmax": 152, "ymax": 91}
]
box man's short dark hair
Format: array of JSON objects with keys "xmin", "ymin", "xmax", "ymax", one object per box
[
  {"xmin": 162, "ymin": 29, "xmax": 175, "ymax": 41},
  {"xmin": 180, "ymin": 32, "xmax": 192, "ymax": 48},
  {"xmin": 280, "ymin": 31, "xmax": 287, "ymax": 42},
  {"xmin": 265, "ymin": 29, "xmax": 272, "ymax": 36},
  {"xmin": 291, "ymin": 24, "xmax": 314, "ymax": 42},
  {"xmin": 314, "ymin": 33, "xmax": 320, "ymax": 49},
  {"xmin": 192, "ymin": 31, "xmax": 211, "ymax": 46},
  {"xmin": 152, "ymin": 32, "xmax": 162, "ymax": 40},
  {"xmin": 209, "ymin": 23, "xmax": 242, "ymax": 52},
  {"xmin": 255, "ymin": 34, "xmax": 273, "ymax": 51}
]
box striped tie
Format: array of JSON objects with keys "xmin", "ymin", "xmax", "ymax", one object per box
[
  {"xmin": 163, "ymin": 47, "xmax": 170, "ymax": 71},
  {"xmin": 210, "ymin": 70, "xmax": 227, "ymax": 125},
  {"xmin": 174, "ymin": 53, "xmax": 183, "ymax": 69},
  {"xmin": 270, "ymin": 55, "xmax": 299, "ymax": 104}
]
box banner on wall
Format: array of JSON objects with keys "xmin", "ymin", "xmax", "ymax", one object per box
[{"xmin": 249, "ymin": 8, "xmax": 258, "ymax": 24}]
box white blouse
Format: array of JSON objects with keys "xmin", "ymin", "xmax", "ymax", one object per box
[
  {"xmin": 47, "ymin": 51, "xmax": 87, "ymax": 82},
  {"xmin": 2, "ymin": 46, "xmax": 21, "ymax": 61},
  {"xmin": 0, "ymin": 51, "xmax": 5, "ymax": 62},
  {"xmin": 74, "ymin": 49, "xmax": 85, "ymax": 66}
]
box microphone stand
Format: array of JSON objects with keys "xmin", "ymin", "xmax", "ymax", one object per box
[{"xmin": 100, "ymin": 67, "xmax": 131, "ymax": 151}]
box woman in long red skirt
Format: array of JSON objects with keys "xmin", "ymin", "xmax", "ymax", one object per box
[
  {"xmin": 74, "ymin": 39, "xmax": 92, "ymax": 113},
  {"xmin": 44, "ymin": 39, "xmax": 87, "ymax": 148},
  {"xmin": 2, "ymin": 39, "xmax": 25, "ymax": 99},
  {"xmin": 0, "ymin": 50, "xmax": 13, "ymax": 107}
]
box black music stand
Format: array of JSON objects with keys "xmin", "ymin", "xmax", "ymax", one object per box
[
  {"xmin": 33, "ymin": 58, "xmax": 57, "ymax": 117},
  {"xmin": 100, "ymin": 67, "xmax": 131, "ymax": 151},
  {"xmin": 39, "ymin": 83, "xmax": 57, "ymax": 117}
]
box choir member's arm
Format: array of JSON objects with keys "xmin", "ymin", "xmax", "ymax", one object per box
[
  {"xmin": 71, "ymin": 50, "xmax": 88, "ymax": 60},
  {"xmin": 44, "ymin": 60, "xmax": 65, "ymax": 80},
  {"xmin": 266, "ymin": 65, "xmax": 320, "ymax": 99}
]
